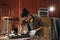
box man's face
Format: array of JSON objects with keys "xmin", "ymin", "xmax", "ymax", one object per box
[
  {"xmin": 22, "ymin": 17, "xmax": 27, "ymax": 21},
  {"xmin": 26, "ymin": 15, "xmax": 31, "ymax": 21},
  {"xmin": 22, "ymin": 15, "xmax": 31, "ymax": 21}
]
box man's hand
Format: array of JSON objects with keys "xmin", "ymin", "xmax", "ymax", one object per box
[{"xmin": 29, "ymin": 30, "xmax": 36, "ymax": 36}]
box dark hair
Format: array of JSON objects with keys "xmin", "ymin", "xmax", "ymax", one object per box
[{"xmin": 21, "ymin": 8, "xmax": 30, "ymax": 17}]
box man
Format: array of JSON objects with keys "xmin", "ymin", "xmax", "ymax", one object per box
[{"xmin": 21, "ymin": 8, "xmax": 43, "ymax": 36}]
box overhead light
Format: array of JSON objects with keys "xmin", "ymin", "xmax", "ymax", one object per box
[{"xmin": 49, "ymin": 6, "xmax": 55, "ymax": 12}]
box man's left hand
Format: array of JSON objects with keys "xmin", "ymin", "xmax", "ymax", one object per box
[{"xmin": 29, "ymin": 30, "xmax": 36, "ymax": 36}]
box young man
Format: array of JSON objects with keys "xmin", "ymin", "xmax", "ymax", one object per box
[{"xmin": 21, "ymin": 8, "xmax": 43, "ymax": 36}]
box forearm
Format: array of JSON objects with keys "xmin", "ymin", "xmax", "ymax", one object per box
[{"xmin": 35, "ymin": 27, "xmax": 42, "ymax": 32}]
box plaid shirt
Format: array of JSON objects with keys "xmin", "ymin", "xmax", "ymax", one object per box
[
  {"xmin": 31, "ymin": 15, "xmax": 43, "ymax": 29},
  {"xmin": 22, "ymin": 15, "xmax": 43, "ymax": 31}
]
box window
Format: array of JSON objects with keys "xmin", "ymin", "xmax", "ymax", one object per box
[{"xmin": 38, "ymin": 8, "xmax": 49, "ymax": 17}]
